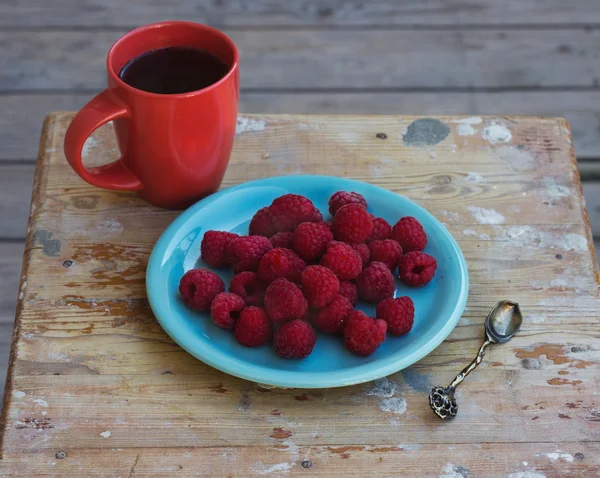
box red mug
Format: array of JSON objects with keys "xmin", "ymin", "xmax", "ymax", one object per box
[{"xmin": 64, "ymin": 22, "xmax": 239, "ymax": 209}]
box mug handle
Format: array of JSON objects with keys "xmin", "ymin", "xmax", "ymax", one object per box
[{"xmin": 64, "ymin": 90, "xmax": 142, "ymax": 191}]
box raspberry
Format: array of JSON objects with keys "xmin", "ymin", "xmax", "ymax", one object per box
[
  {"xmin": 229, "ymin": 235, "xmax": 273, "ymax": 273},
  {"xmin": 338, "ymin": 280, "xmax": 358, "ymax": 306},
  {"xmin": 398, "ymin": 251, "xmax": 437, "ymax": 287},
  {"xmin": 355, "ymin": 261, "xmax": 395, "ymax": 304},
  {"xmin": 264, "ymin": 278, "xmax": 308, "ymax": 323},
  {"xmin": 210, "ymin": 292, "xmax": 246, "ymax": 330},
  {"xmin": 313, "ymin": 295, "xmax": 353, "ymax": 334},
  {"xmin": 234, "ymin": 306, "xmax": 273, "ymax": 347},
  {"xmin": 257, "ymin": 248, "xmax": 306, "ymax": 284},
  {"xmin": 390, "ymin": 217, "xmax": 427, "ymax": 252},
  {"xmin": 343, "ymin": 310, "xmax": 387, "ymax": 356},
  {"xmin": 328, "ymin": 191, "xmax": 368, "ymax": 216},
  {"xmin": 301, "ymin": 265, "xmax": 340, "ymax": 308},
  {"xmin": 292, "ymin": 222, "xmax": 333, "ymax": 261},
  {"xmin": 269, "ymin": 194, "xmax": 321, "ymax": 233},
  {"xmin": 270, "ymin": 232, "xmax": 294, "ymax": 249},
  {"xmin": 376, "ymin": 297, "xmax": 415, "ymax": 336},
  {"xmin": 249, "ymin": 206, "xmax": 275, "ymax": 237},
  {"xmin": 274, "ymin": 319, "xmax": 317, "ymax": 359},
  {"xmin": 229, "ymin": 271, "xmax": 265, "ymax": 306},
  {"xmin": 366, "ymin": 216, "xmax": 391, "ymax": 243},
  {"xmin": 349, "ymin": 242, "xmax": 370, "ymax": 267},
  {"xmin": 320, "ymin": 243, "xmax": 362, "ymax": 280},
  {"xmin": 200, "ymin": 230, "xmax": 238, "ymax": 268},
  {"xmin": 179, "ymin": 269, "xmax": 225, "ymax": 311},
  {"xmin": 332, "ymin": 204, "xmax": 373, "ymax": 243},
  {"xmin": 369, "ymin": 239, "xmax": 403, "ymax": 272}
]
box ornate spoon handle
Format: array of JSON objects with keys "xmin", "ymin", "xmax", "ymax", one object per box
[
  {"xmin": 448, "ymin": 339, "xmax": 491, "ymax": 390},
  {"xmin": 429, "ymin": 339, "xmax": 492, "ymax": 420}
]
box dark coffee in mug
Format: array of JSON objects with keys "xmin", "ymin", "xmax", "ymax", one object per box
[{"xmin": 119, "ymin": 46, "xmax": 229, "ymax": 94}]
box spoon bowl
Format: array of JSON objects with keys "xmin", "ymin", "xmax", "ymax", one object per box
[{"xmin": 485, "ymin": 300, "xmax": 522, "ymax": 344}]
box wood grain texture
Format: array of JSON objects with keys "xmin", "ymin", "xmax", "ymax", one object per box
[
  {"xmin": 1, "ymin": 0, "xmax": 599, "ymax": 27},
  {"xmin": 0, "ymin": 113, "xmax": 598, "ymax": 476},
  {"xmin": 2, "ymin": 91, "xmax": 600, "ymax": 163},
  {"xmin": 3, "ymin": 30, "xmax": 600, "ymax": 91}
]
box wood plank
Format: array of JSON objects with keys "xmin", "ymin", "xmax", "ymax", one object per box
[
  {"xmin": 2, "ymin": 30, "xmax": 600, "ymax": 91},
  {"xmin": 1, "ymin": 91, "xmax": 600, "ymax": 164},
  {"xmin": 1, "ymin": 443, "xmax": 597, "ymax": 477},
  {"xmin": 0, "ymin": 164, "xmax": 35, "ymax": 239},
  {"xmin": 0, "ymin": 0, "xmax": 599, "ymax": 27}
]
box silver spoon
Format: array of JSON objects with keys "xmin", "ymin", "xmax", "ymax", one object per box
[{"xmin": 429, "ymin": 300, "xmax": 523, "ymax": 420}]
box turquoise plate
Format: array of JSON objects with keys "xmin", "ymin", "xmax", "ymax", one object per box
[{"xmin": 146, "ymin": 176, "xmax": 468, "ymax": 388}]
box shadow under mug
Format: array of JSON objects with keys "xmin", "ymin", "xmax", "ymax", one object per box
[{"xmin": 64, "ymin": 21, "xmax": 239, "ymax": 209}]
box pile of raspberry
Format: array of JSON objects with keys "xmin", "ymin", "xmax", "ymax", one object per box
[{"xmin": 178, "ymin": 191, "xmax": 437, "ymax": 359}]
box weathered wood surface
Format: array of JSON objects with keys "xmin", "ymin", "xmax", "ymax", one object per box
[
  {"xmin": 4, "ymin": 30, "xmax": 600, "ymax": 91},
  {"xmin": 0, "ymin": 113, "xmax": 598, "ymax": 476},
  {"xmin": 3, "ymin": 92, "xmax": 600, "ymax": 162},
  {"xmin": 1, "ymin": 0, "xmax": 599, "ymax": 27}
]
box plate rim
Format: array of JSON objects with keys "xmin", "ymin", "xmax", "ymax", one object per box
[{"xmin": 146, "ymin": 175, "xmax": 469, "ymax": 388}]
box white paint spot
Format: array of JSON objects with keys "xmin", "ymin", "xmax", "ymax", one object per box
[
  {"xmin": 22, "ymin": 333, "xmax": 33, "ymax": 340},
  {"xmin": 429, "ymin": 150, "xmax": 437, "ymax": 159},
  {"xmin": 98, "ymin": 219, "xmax": 123, "ymax": 235},
  {"xmin": 545, "ymin": 452, "xmax": 573, "ymax": 462},
  {"xmin": 564, "ymin": 233, "xmax": 587, "ymax": 252},
  {"xmin": 251, "ymin": 462, "xmax": 293, "ymax": 474},
  {"xmin": 453, "ymin": 117, "xmax": 482, "ymax": 125},
  {"xmin": 505, "ymin": 226, "xmax": 539, "ymax": 245},
  {"xmin": 236, "ymin": 116, "xmax": 267, "ymax": 134},
  {"xmin": 338, "ymin": 131, "xmax": 360, "ymax": 142},
  {"xmin": 48, "ymin": 352, "xmax": 69, "ymax": 361},
  {"xmin": 496, "ymin": 146, "xmax": 536, "ymax": 170},
  {"xmin": 440, "ymin": 463, "xmax": 469, "ymax": 478},
  {"xmin": 32, "ymin": 398, "xmax": 48, "ymax": 407},
  {"xmin": 466, "ymin": 172, "xmax": 485, "ymax": 183},
  {"xmin": 523, "ymin": 462, "xmax": 528, "ymax": 466},
  {"xmin": 467, "ymin": 206, "xmax": 505, "ymax": 225},
  {"xmin": 438, "ymin": 210, "xmax": 460, "ymax": 222},
  {"xmin": 540, "ymin": 177, "xmax": 571, "ymax": 198},
  {"xmin": 41, "ymin": 411, "xmax": 47, "ymax": 416},
  {"xmin": 463, "ymin": 229, "xmax": 490, "ymax": 240},
  {"xmin": 379, "ymin": 397, "xmax": 407, "ymax": 414},
  {"xmin": 45, "ymin": 147, "xmax": 56, "ymax": 153},
  {"xmin": 483, "ymin": 124, "xmax": 512, "ymax": 144},
  {"xmin": 508, "ymin": 472, "xmax": 546, "ymax": 478},
  {"xmin": 457, "ymin": 124, "xmax": 476, "ymax": 136},
  {"xmin": 369, "ymin": 156, "xmax": 397, "ymax": 178},
  {"xmin": 297, "ymin": 122, "xmax": 320, "ymax": 130},
  {"xmin": 82, "ymin": 136, "xmax": 99, "ymax": 158},
  {"xmin": 12, "ymin": 390, "xmax": 25, "ymax": 399},
  {"xmin": 99, "ymin": 431, "xmax": 111, "ymax": 438},
  {"xmin": 367, "ymin": 377, "xmax": 397, "ymax": 398}
]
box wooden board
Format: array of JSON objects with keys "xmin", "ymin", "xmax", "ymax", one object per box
[
  {"xmin": 0, "ymin": 113, "xmax": 598, "ymax": 476},
  {"xmin": 2, "ymin": 91, "xmax": 600, "ymax": 163},
  {"xmin": 1, "ymin": 0, "xmax": 599, "ymax": 27},
  {"xmin": 3, "ymin": 29, "xmax": 600, "ymax": 91}
]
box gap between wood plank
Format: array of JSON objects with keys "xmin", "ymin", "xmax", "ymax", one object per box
[
  {"xmin": 2, "ymin": 86, "xmax": 600, "ymax": 95},
  {"xmin": 1, "ymin": 24, "xmax": 600, "ymax": 32}
]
